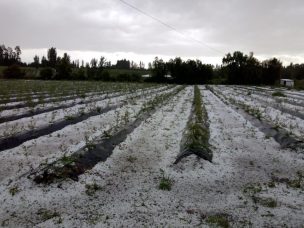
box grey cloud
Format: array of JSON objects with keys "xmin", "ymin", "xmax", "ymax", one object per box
[{"xmin": 1, "ymin": 0, "xmax": 303, "ymax": 61}]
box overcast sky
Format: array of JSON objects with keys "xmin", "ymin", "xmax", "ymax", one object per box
[{"xmin": 1, "ymin": 0, "xmax": 304, "ymax": 66}]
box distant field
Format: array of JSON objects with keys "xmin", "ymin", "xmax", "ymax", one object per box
[
  {"xmin": 0, "ymin": 66, "xmax": 150, "ymax": 79},
  {"xmin": 106, "ymin": 68, "xmax": 150, "ymax": 77}
]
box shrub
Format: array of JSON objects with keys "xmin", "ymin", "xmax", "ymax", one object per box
[
  {"xmin": 3, "ymin": 65, "xmax": 25, "ymax": 79},
  {"xmin": 116, "ymin": 73, "xmax": 142, "ymax": 82},
  {"xmin": 40, "ymin": 67, "xmax": 55, "ymax": 80},
  {"xmin": 72, "ymin": 68, "xmax": 86, "ymax": 80}
]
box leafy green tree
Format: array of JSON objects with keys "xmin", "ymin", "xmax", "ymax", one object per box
[
  {"xmin": 262, "ymin": 58, "xmax": 282, "ymax": 85},
  {"xmin": 47, "ymin": 47, "xmax": 57, "ymax": 68},
  {"xmin": 151, "ymin": 57, "xmax": 167, "ymax": 82},
  {"xmin": 33, "ymin": 55, "xmax": 40, "ymax": 68},
  {"xmin": 41, "ymin": 56, "xmax": 48, "ymax": 67},
  {"xmin": 56, "ymin": 53, "xmax": 72, "ymax": 79}
]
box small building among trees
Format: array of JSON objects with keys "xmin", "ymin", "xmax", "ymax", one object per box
[{"xmin": 280, "ymin": 79, "xmax": 294, "ymax": 87}]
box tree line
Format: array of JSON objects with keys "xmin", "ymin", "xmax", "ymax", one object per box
[
  {"xmin": 1, "ymin": 44, "xmax": 304, "ymax": 85},
  {"xmin": 0, "ymin": 45, "xmax": 24, "ymax": 66}
]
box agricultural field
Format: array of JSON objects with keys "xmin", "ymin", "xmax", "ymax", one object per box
[{"xmin": 0, "ymin": 80, "xmax": 303, "ymax": 227}]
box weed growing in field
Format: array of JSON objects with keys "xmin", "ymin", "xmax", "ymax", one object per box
[
  {"xmin": 85, "ymin": 183, "xmax": 102, "ymax": 196},
  {"xmin": 9, "ymin": 186, "xmax": 20, "ymax": 196},
  {"xmin": 206, "ymin": 214, "xmax": 230, "ymax": 228},
  {"xmin": 37, "ymin": 208, "xmax": 60, "ymax": 221},
  {"xmin": 159, "ymin": 169, "xmax": 173, "ymax": 191},
  {"xmin": 85, "ymin": 135, "xmax": 96, "ymax": 151},
  {"xmin": 243, "ymin": 183, "xmax": 262, "ymax": 196},
  {"xmin": 272, "ymin": 91, "xmax": 286, "ymax": 97},
  {"xmin": 256, "ymin": 197, "xmax": 277, "ymax": 208},
  {"xmin": 60, "ymin": 154, "xmax": 75, "ymax": 165},
  {"xmin": 126, "ymin": 155, "xmax": 137, "ymax": 163},
  {"xmin": 64, "ymin": 115, "xmax": 76, "ymax": 121}
]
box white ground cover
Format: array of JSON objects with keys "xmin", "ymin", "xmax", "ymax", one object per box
[
  {"xmin": 0, "ymin": 86, "xmax": 303, "ymax": 227},
  {"xmin": 212, "ymin": 85, "xmax": 304, "ymax": 138},
  {"xmin": 0, "ymin": 86, "xmax": 167, "ymax": 138}
]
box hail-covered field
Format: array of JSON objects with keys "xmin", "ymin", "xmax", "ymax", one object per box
[{"xmin": 0, "ymin": 80, "xmax": 303, "ymax": 227}]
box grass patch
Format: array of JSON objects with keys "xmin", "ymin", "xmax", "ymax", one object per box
[
  {"xmin": 60, "ymin": 155, "xmax": 75, "ymax": 165},
  {"xmin": 85, "ymin": 183, "xmax": 102, "ymax": 196},
  {"xmin": 272, "ymin": 91, "xmax": 286, "ymax": 97},
  {"xmin": 126, "ymin": 156, "xmax": 137, "ymax": 163},
  {"xmin": 256, "ymin": 197, "xmax": 277, "ymax": 208},
  {"xmin": 243, "ymin": 183, "xmax": 262, "ymax": 195},
  {"xmin": 37, "ymin": 208, "xmax": 60, "ymax": 221},
  {"xmin": 64, "ymin": 115, "xmax": 76, "ymax": 121},
  {"xmin": 9, "ymin": 186, "xmax": 20, "ymax": 196},
  {"xmin": 159, "ymin": 169, "xmax": 173, "ymax": 191},
  {"xmin": 206, "ymin": 214, "xmax": 230, "ymax": 228}
]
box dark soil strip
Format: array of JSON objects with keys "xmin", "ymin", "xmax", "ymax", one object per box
[
  {"xmin": 29, "ymin": 87, "xmax": 184, "ymax": 184},
  {"xmin": 0, "ymin": 104, "xmax": 122, "ymax": 152},
  {"xmin": 208, "ymin": 87, "xmax": 304, "ymax": 149}
]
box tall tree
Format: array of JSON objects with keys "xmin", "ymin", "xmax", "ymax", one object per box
[
  {"xmin": 47, "ymin": 47, "xmax": 57, "ymax": 68},
  {"xmin": 14, "ymin": 46, "xmax": 21, "ymax": 62},
  {"xmin": 33, "ymin": 55, "xmax": 40, "ymax": 68},
  {"xmin": 56, "ymin": 53, "xmax": 71, "ymax": 79},
  {"xmin": 262, "ymin": 58, "xmax": 282, "ymax": 85}
]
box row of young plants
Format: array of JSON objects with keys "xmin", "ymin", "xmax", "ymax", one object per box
[
  {"xmin": 249, "ymin": 85, "xmax": 304, "ymax": 99},
  {"xmin": 0, "ymin": 80, "xmax": 155, "ymax": 97},
  {"xmin": 218, "ymin": 86, "xmax": 304, "ymax": 137},
  {"xmin": 0, "ymin": 85, "xmax": 171, "ymax": 151},
  {"xmin": 225, "ymin": 86, "xmax": 304, "ymax": 120},
  {"xmin": 0, "ymin": 85, "xmax": 179, "ymax": 184},
  {"xmin": 0, "ymin": 84, "xmax": 164, "ymax": 132},
  {"xmin": 0, "ymin": 82, "xmax": 158, "ymax": 108},
  {"xmin": 0, "ymin": 84, "xmax": 164, "ymax": 123},
  {"xmin": 234, "ymin": 85, "xmax": 304, "ymax": 108},
  {"xmin": 174, "ymin": 85, "xmax": 212, "ymax": 164},
  {"xmin": 29, "ymin": 86, "xmax": 185, "ymax": 184},
  {"xmin": 207, "ymin": 85, "xmax": 304, "ymax": 150}
]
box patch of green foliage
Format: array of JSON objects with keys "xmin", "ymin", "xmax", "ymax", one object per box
[
  {"xmin": 243, "ymin": 183, "xmax": 262, "ymax": 196},
  {"xmin": 206, "ymin": 214, "xmax": 230, "ymax": 228},
  {"xmin": 85, "ymin": 183, "xmax": 102, "ymax": 196},
  {"xmin": 9, "ymin": 186, "xmax": 20, "ymax": 196},
  {"xmin": 126, "ymin": 156, "xmax": 137, "ymax": 163},
  {"xmin": 159, "ymin": 169, "xmax": 173, "ymax": 191},
  {"xmin": 256, "ymin": 197, "xmax": 277, "ymax": 208},
  {"xmin": 272, "ymin": 91, "xmax": 286, "ymax": 97},
  {"xmin": 181, "ymin": 85, "xmax": 212, "ymax": 162},
  {"xmin": 37, "ymin": 208, "xmax": 60, "ymax": 221}
]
